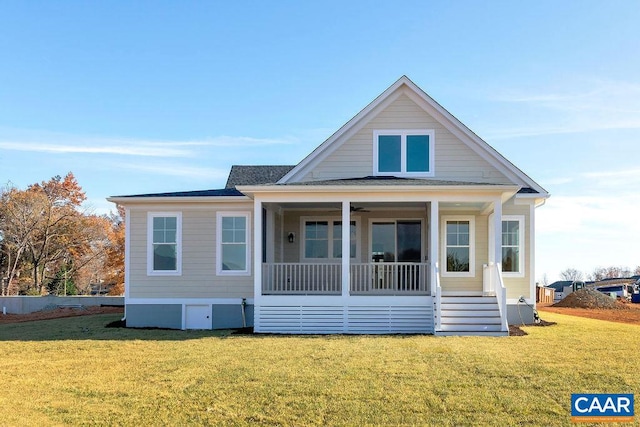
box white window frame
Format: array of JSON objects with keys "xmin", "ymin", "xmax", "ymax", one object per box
[
  {"xmin": 216, "ymin": 212, "xmax": 251, "ymax": 276},
  {"xmin": 441, "ymin": 215, "xmax": 475, "ymax": 278},
  {"xmin": 373, "ymin": 129, "xmax": 435, "ymax": 177},
  {"xmin": 147, "ymin": 212, "xmax": 182, "ymax": 276},
  {"xmin": 498, "ymin": 215, "xmax": 525, "ymax": 278},
  {"xmin": 301, "ymin": 217, "xmax": 360, "ymax": 261}
]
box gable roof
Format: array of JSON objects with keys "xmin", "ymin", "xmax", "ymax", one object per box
[
  {"xmin": 278, "ymin": 75, "xmax": 548, "ymax": 198},
  {"xmin": 225, "ymin": 165, "xmax": 295, "ymax": 188}
]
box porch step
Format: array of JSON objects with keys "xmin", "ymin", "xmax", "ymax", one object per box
[
  {"xmin": 436, "ymin": 330, "xmax": 509, "ymax": 337},
  {"xmin": 441, "ymin": 317, "xmax": 501, "ymax": 325},
  {"xmin": 441, "ymin": 309, "xmax": 500, "ymax": 317},
  {"xmin": 436, "ymin": 295, "xmax": 507, "ymax": 336},
  {"xmin": 440, "ymin": 296, "xmax": 497, "ymax": 304}
]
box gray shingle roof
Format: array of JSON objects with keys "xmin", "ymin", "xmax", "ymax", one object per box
[
  {"xmin": 255, "ymin": 176, "xmax": 512, "ymax": 187},
  {"xmin": 114, "ymin": 188, "xmax": 244, "ymax": 198},
  {"xmin": 225, "ymin": 165, "xmax": 295, "ymax": 188}
]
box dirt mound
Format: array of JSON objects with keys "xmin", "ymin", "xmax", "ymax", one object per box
[
  {"xmin": 553, "ymin": 288, "xmax": 628, "ymax": 309},
  {"xmin": 0, "ymin": 306, "xmax": 123, "ymax": 324}
]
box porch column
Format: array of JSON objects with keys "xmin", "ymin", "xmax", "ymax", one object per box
[
  {"xmin": 430, "ymin": 200, "xmax": 439, "ymax": 296},
  {"xmin": 341, "ymin": 200, "xmax": 350, "ymax": 298},
  {"xmin": 492, "ymin": 198, "xmax": 502, "ymax": 269},
  {"xmin": 253, "ymin": 198, "xmax": 263, "ymax": 304}
]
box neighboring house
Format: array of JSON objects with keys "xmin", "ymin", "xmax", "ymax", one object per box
[{"xmin": 108, "ymin": 76, "xmax": 549, "ymax": 336}]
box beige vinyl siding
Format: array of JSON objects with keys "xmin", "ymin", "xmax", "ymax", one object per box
[
  {"xmin": 301, "ymin": 92, "xmax": 511, "ymax": 184},
  {"xmin": 128, "ymin": 202, "xmax": 254, "ymax": 299},
  {"xmin": 502, "ymin": 199, "xmax": 533, "ymax": 300},
  {"xmin": 438, "ymin": 211, "xmax": 487, "ymax": 293}
]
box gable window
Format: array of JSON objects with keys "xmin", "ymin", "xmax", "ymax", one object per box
[
  {"xmin": 501, "ymin": 216, "xmax": 525, "ymax": 276},
  {"xmin": 442, "ymin": 216, "xmax": 475, "ymax": 277},
  {"xmin": 148, "ymin": 212, "xmax": 182, "ymax": 276},
  {"xmin": 303, "ymin": 218, "xmax": 357, "ymax": 260},
  {"xmin": 373, "ymin": 129, "xmax": 435, "ymax": 176},
  {"xmin": 217, "ymin": 212, "xmax": 251, "ymax": 275}
]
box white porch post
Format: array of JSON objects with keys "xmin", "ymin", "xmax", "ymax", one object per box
[
  {"xmin": 341, "ymin": 200, "xmax": 350, "ymax": 298},
  {"xmin": 430, "ymin": 200, "xmax": 439, "ymax": 296},
  {"xmin": 493, "ymin": 198, "xmax": 502, "ymax": 268},
  {"xmin": 253, "ymin": 198, "xmax": 263, "ymax": 310}
]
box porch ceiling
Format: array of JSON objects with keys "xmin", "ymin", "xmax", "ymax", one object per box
[
  {"xmin": 264, "ymin": 201, "xmax": 488, "ymax": 212},
  {"xmin": 264, "ymin": 201, "xmax": 430, "ymax": 211}
]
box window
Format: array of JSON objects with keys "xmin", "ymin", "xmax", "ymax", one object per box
[
  {"xmin": 148, "ymin": 212, "xmax": 181, "ymax": 275},
  {"xmin": 442, "ymin": 216, "xmax": 475, "ymax": 277},
  {"xmin": 373, "ymin": 129, "xmax": 435, "ymax": 176},
  {"xmin": 501, "ymin": 216, "xmax": 524, "ymax": 276},
  {"xmin": 217, "ymin": 212, "xmax": 251, "ymax": 275},
  {"xmin": 302, "ymin": 218, "xmax": 357, "ymax": 260},
  {"xmin": 371, "ymin": 220, "xmax": 422, "ymax": 262}
]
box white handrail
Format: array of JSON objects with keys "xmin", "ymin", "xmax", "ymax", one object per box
[
  {"xmin": 492, "ymin": 263, "xmax": 509, "ymax": 332},
  {"xmin": 434, "ymin": 262, "xmax": 442, "ymax": 331}
]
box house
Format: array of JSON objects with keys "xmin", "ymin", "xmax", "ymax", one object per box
[{"xmin": 108, "ymin": 76, "xmax": 549, "ymax": 336}]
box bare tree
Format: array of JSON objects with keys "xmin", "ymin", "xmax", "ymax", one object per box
[
  {"xmin": 590, "ymin": 266, "xmax": 633, "ymax": 281},
  {"xmin": 559, "ymin": 268, "xmax": 584, "ymax": 282}
]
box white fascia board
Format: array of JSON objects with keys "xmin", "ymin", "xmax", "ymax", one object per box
[
  {"xmin": 107, "ymin": 196, "xmax": 251, "ymax": 204},
  {"xmin": 278, "ymin": 77, "xmax": 409, "ymax": 184},
  {"xmin": 237, "ymin": 185, "xmax": 519, "ymax": 203}
]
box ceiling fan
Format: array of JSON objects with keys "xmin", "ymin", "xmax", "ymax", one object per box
[{"xmin": 330, "ymin": 205, "xmax": 370, "ymax": 213}]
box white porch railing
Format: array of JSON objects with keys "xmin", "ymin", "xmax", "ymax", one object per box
[
  {"xmin": 261, "ymin": 263, "xmax": 430, "ymax": 295},
  {"xmin": 350, "ymin": 263, "xmax": 429, "ymax": 295},
  {"xmin": 483, "ymin": 263, "xmax": 509, "ymax": 332},
  {"xmin": 262, "ymin": 263, "xmax": 342, "ymax": 294}
]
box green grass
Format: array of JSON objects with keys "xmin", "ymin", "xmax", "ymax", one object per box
[{"xmin": 0, "ymin": 313, "xmax": 638, "ymax": 426}]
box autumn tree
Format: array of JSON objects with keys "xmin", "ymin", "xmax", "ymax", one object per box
[{"xmin": 0, "ymin": 173, "xmax": 125, "ymax": 295}]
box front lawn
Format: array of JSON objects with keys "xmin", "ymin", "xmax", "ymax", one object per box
[{"xmin": 0, "ymin": 312, "xmax": 637, "ymax": 426}]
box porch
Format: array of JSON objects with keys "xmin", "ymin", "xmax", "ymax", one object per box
[{"xmin": 243, "ymin": 187, "xmax": 515, "ymax": 335}]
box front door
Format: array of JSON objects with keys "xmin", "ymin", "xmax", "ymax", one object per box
[{"xmin": 371, "ymin": 220, "xmax": 422, "ymax": 291}]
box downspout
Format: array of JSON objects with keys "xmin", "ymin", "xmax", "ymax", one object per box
[{"xmin": 241, "ymin": 298, "xmax": 247, "ymax": 328}]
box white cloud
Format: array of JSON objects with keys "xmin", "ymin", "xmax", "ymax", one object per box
[
  {"xmin": 0, "ymin": 127, "xmax": 299, "ymax": 158},
  {"xmin": 0, "ymin": 141, "xmax": 193, "ymax": 157},
  {"xmin": 487, "ymin": 78, "xmax": 640, "ymax": 139},
  {"xmin": 115, "ymin": 162, "xmax": 230, "ymax": 181}
]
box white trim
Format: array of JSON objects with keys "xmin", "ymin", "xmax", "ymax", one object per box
[
  {"xmin": 501, "ymin": 215, "xmax": 525, "ymax": 278},
  {"xmin": 529, "ymin": 201, "xmax": 536, "ymax": 304},
  {"xmin": 216, "ymin": 211, "xmax": 252, "ymax": 276},
  {"xmin": 258, "ymin": 294, "xmax": 431, "ymax": 306},
  {"xmin": 126, "ymin": 297, "xmax": 255, "ymax": 305},
  {"xmin": 300, "ymin": 216, "xmax": 360, "ymax": 261},
  {"xmin": 124, "ymin": 207, "xmax": 131, "ymax": 300},
  {"xmin": 489, "ymin": 213, "xmax": 525, "ymax": 278},
  {"xmin": 147, "ymin": 212, "xmax": 182, "ymax": 276},
  {"xmin": 429, "ymin": 201, "xmax": 439, "ymax": 297},
  {"xmin": 441, "ymin": 215, "xmax": 476, "ymax": 278},
  {"xmin": 341, "ymin": 201, "xmax": 350, "ymax": 300},
  {"xmin": 373, "ymin": 129, "xmax": 435, "ymax": 177}
]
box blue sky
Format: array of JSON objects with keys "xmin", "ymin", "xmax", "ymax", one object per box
[{"xmin": 1, "ymin": 1, "xmax": 639, "ymax": 282}]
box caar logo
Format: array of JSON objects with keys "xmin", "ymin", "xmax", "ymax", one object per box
[{"xmin": 571, "ymin": 394, "xmax": 634, "ymax": 423}]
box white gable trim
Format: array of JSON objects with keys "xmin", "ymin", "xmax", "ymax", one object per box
[{"xmin": 278, "ymin": 76, "xmax": 548, "ymax": 197}]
